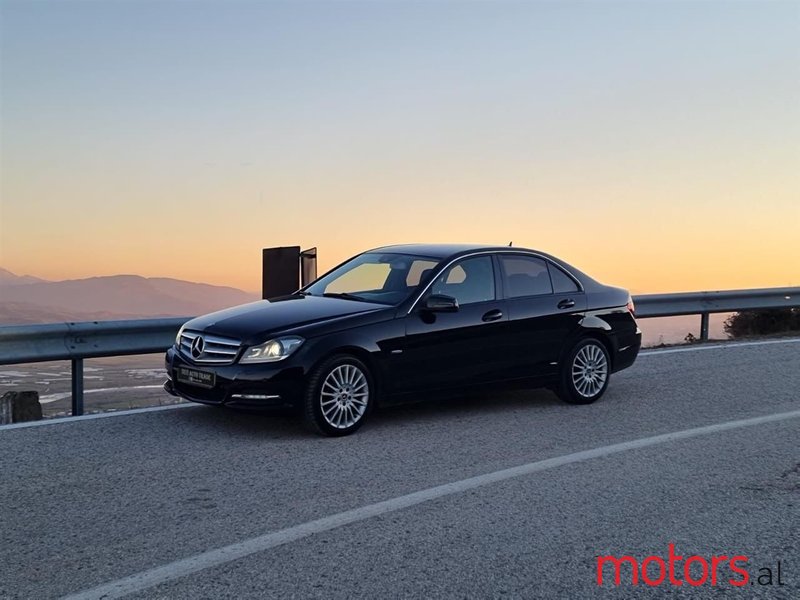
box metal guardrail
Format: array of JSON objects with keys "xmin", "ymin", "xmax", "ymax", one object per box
[
  {"xmin": 0, "ymin": 318, "xmax": 189, "ymax": 416},
  {"xmin": 0, "ymin": 287, "xmax": 798, "ymax": 417},
  {"xmin": 633, "ymin": 287, "xmax": 800, "ymax": 341}
]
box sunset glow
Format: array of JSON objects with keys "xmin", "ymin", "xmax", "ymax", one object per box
[{"xmin": 1, "ymin": 1, "xmax": 798, "ymax": 293}]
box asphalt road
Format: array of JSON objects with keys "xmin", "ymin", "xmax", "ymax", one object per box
[{"xmin": 0, "ymin": 338, "xmax": 798, "ymax": 599}]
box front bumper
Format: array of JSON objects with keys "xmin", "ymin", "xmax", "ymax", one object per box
[{"xmin": 164, "ymin": 346, "xmax": 305, "ymax": 409}]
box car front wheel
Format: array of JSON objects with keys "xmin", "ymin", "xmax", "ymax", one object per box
[
  {"xmin": 303, "ymin": 354, "xmax": 373, "ymax": 436},
  {"xmin": 557, "ymin": 338, "xmax": 610, "ymax": 404}
]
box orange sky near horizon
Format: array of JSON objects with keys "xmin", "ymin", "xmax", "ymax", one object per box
[
  {"xmin": 2, "ymin": 176, "xmax": 798, "ymax": 295},
  {"xmin": 3, "ymin": 174, "xmax": 798, "ymax": 295},
  {"xmin": 1, "ymin": 1, "xmax": 798, "ymax": 295}
]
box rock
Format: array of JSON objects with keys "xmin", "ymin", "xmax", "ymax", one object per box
[
  {"xmin": 0, "ymin": 395, "xmax": 9, "ymax": 425},
  {"xmin": 0, "ymin": 391, "xmax": 43, "ymax": 424}
]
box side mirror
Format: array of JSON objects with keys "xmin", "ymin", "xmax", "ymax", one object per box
[{"xmin": 423, "ymin": 294, "xmax": 459, "ymax": 313}]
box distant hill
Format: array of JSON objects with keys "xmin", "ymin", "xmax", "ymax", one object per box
[
  {"xmin": 0, "ymin": 268, "xmax": 728, "ymax": 344},
  {"xmin": 0, "ymin": 269, "xmax": 260, "ymax": 325},
  {"xmin": 0, "ymin": 267, "xmax": 46, "ymax": 286},
  {"xmin": 0, "ymin": 302, "xmax": 135, "ymax": 325}
]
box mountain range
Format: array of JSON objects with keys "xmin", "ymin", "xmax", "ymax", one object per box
[
  {"xmin": 0, "ymin": 267, "xmax": 724, "ymax": 345},
  {"xmin": 0, "ymin": 267, "xmax": 259, "ymax": 324}
]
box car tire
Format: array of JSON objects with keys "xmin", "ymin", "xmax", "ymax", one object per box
[
  {"xmin": 556, "ymin": 338, "xmax": 610, "ymax": 405},
  {"xmin": 303, "ymin": 354, "xmax": 373, "ymax": 436}
]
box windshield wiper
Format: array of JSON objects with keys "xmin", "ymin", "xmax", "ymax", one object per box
[{"xmin": 322, "ymin": 292, "xmax": 369, "ymax": 302}]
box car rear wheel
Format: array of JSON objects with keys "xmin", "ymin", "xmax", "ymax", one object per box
[
  {"xmin": 557, "ymin": 338, "xmax": 610, "ymax": 405},
  {"xmin": 303, "ymin": 354, "xmax": 373, "ymax": 436}
]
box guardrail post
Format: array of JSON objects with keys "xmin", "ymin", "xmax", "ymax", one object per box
[
  {"xmin": 71, "ymin": 358, "xmax": 84, "ymax": 416},
  {"xmin": 700, "ymin": 313, "xmax": 710, "ymax": 342}
]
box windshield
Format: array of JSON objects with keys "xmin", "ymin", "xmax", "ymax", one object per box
[{"xmin": 302, "ymin": 252, "xmax": 441, "ymax": 305}]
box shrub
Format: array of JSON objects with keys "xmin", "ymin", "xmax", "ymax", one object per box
[{"xmin": 724, "ymin": 308, "xmax": 800, "ymax": 339}]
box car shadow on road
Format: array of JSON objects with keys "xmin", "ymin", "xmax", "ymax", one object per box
[
  {"xmin": 166, "ymin": 387, "xmax": 565, "ymax": 439},
  {"xmin": 376, "ymin": 387, "xmax": 563, "ymax": 422},
  {"xmin": 168, "ymin": 403, "xmax": 307, "ymax": 439}
]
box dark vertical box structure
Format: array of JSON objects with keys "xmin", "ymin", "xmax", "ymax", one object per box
[
  {"xmin": 300, "ymin": 247, "xmax": 317, "ymax": 287},
  {"xmin": 262, "ymin": 246, "xmax": 301, "ymax": 299}
]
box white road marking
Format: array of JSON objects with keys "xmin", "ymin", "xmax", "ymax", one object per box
[
  {"xmin": 124, "ymin": 368, "xmax": 167, "ymax": 377},
  {"xmin": 0, "ymin": 403, "xmax": 197, "ymax": 431},
  {"xmin": 640, "ymin": 336, "xmax": 800, "ymax": 356},
  {"xmin": 62, "ymin": 408, "xmax": 800, "ymax": 600},
  {"xmin": 39, "ymin": 385, "xmax": 165, "ymax": 404},
  {"xmin": 0, "ymin": 371, "xmax": 29, "ymax": 378}
]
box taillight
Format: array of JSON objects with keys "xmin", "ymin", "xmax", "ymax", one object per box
[{"xmin": 626, "ymin": 296, "xmax": 636, "ymax": 315}]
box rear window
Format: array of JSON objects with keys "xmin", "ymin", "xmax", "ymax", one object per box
[{"xmin": 548, "ymin": 263, "xmax": 580, "ymax": 293}]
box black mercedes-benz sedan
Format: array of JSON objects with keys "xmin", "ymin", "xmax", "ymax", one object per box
[{"xmin": 165, "ymin": 244, "xmax": 641, "ymax": 436}]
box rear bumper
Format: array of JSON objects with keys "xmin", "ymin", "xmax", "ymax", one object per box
[
  {"xmin": 613, "ymin": 327, "xmax": 642, "ymax": 372},
  {"xmin": 164, "ymin": 346, "xmax": 305, "ymax": 409}
]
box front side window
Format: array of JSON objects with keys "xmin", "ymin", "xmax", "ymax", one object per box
[
  {"xmin": 430, "ymin": 256, "xmax": 495, "ymax": 306},
  {"xmin": 304, "ymin": 253, "xmax": 440, "ymax": 305},
  {"xmin": 499, "ymin": 255, "xmax": 553, "ymax": 298},
  {"xmin": 406, "ymin": 260, "xmax": 439, "ymax": 287}
]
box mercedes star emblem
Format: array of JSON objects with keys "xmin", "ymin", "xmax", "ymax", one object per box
[{"xmin": 190, "ymin": 336, "xmax": 205, "ymax": 359}]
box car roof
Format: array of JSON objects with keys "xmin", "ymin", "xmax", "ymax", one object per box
[
  {"xmin": 354, "ymin": 243, "xmax": 605, "ymax": 291},
  {"xmin": 367, "ymin": 243, "xmax": 529, "ymax": 259},
  {"xmin": 365, "ymin": 243, "xmax": 601, "ymax": 289}
]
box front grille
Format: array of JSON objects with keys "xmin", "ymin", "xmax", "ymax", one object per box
[{"xmin": 179, "ymin": 330, "xmax": 241, "ymax": 364}]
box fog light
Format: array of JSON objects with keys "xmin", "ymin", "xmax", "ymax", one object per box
[{"xmin": 230, "ymin": 393, "xmax": 281, "ymax": 400}]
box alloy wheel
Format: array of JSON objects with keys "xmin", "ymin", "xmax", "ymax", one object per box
[
  {"xmin": 320, "ymin": 364, "xmax": 369, "ymax": 429},
  {"xmin": 571, "ymin": 343, "xmax": 608, "ymax": 398}
]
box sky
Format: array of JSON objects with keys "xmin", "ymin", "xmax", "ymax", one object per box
[{"xmin": 1, "ymin": 0, "xmax": 798, "ymax": 294}]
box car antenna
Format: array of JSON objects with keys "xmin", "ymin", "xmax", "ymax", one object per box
[{"xmin": 508, "ymin": 241, "xmax": 513, "ymax": 246}]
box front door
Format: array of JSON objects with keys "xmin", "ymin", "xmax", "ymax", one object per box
[{"xmin": 393, "ymin": 255, "xmax": 511, "ymax": 394}]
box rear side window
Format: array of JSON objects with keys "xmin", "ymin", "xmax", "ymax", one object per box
[
  {"xmin": 548, "ymin": 263, "xmax": 580, "ymax": 293},
  {"xmin": 499, "ymin": 255, "xmax": 553, "ymax": 298}
]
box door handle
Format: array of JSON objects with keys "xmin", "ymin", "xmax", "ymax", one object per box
[
  {"xmin": 482, "ymin": 309, "xmax": 503, "ymax": 322},
  {"xmin": 557, "ymin": 299, "xmax": 576, "ymax": 310}
]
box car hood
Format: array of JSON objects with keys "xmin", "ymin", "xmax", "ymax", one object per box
[{"xmin": 183, "ymin": 295, "xmax": 389, "ymax": 342}]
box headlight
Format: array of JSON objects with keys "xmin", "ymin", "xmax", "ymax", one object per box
[
  {"xmin": 239, "ymin": 336, "xmax": 304, "ymax": 364},
  {"xmin": 175, "ymin": 324, "xmax": 186, "ymax": 345}
]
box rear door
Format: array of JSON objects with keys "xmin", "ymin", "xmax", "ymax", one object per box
[{"xmin": 497, "ymin": 254, "xmax": 587, "ymax": 380}]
